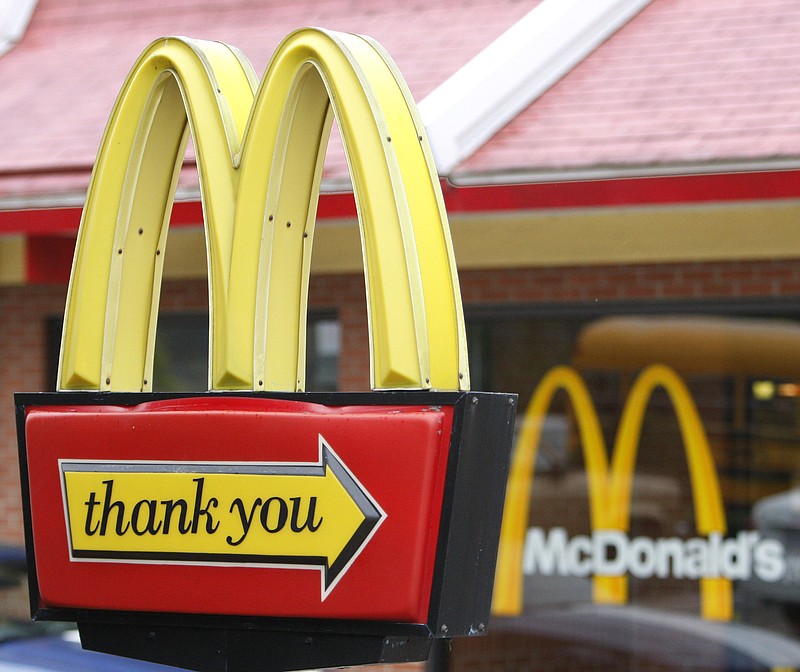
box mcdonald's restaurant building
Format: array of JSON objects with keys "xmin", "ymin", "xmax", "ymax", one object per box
[{"xmin": 2, "ymin": 1, "xmax": 800, "ymax": 670}]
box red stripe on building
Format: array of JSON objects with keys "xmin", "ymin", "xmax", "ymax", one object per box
[
  {"xmin": 3, "ymin": 170, "xmax": 799, "ymax": 237},
  {"xmin": 9, "ymin": 170, "xmax": 800, "ymax": 284}
]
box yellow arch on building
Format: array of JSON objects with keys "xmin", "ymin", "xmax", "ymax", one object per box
[
  {"xmin": 493, "ymin": 364, "xmax": 730, "ymax": 621},
  {"xmin": 492, "ymin": 366, "xmax": 608, "ymax": 612},
  {"xmin": 609, "ymin": 364, "xmax": 729, "ymax": 620},
  {"xmin": 58, "ymin": 29, "xmax": 468, "ymax": 394}
]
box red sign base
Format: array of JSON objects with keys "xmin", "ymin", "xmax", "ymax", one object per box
[{"xmin": 17, "ymin": 390, "xmax": 515, "ymax": 672}]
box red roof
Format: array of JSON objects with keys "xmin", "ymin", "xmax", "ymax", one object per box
[
  {"xmin": 0, "ymin": 0, "xmax": 798, "ymax": 205},
  {"xmin": 0, "ymin": 0, "xmax": 534, "ymax": 203},
  {"xmin": 460, "ymin": 0, "xmax": 800, "ymax": 180}
]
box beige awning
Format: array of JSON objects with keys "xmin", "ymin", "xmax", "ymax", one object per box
[{"xmin": 572, "ymin": 315, "xmax": 800, "ymax": 378}]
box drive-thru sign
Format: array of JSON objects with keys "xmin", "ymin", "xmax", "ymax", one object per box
[{"xmin": 16, "ymin": 28, "xmax": 515, "ymax": 672}]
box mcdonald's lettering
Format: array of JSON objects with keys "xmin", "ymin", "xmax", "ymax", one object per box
[
  {"xmin": 522, "ymin": 528, "xmax": 785, "ymax": 584},
  {"xmin": 493, "ymin": 364, "xmax": 735, "ymax": 621}
]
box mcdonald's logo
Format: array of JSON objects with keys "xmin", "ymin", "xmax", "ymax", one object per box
[
  {"xmin": 16, "ymin": 27, "xmax": 515, "ymax": 670},
  {"xmin": 57, "ymin": 27, "xmax": 470, "ymax": 395},
  {"xmin": 492, "ymin": 364, "xmax": 786, "ymax": 623}
]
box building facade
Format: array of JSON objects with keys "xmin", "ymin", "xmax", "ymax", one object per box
[{"xmin": 2, "ymin": 0, "xmax": 800, "ymax": 670}]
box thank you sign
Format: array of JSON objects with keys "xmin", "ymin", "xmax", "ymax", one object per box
[{"xmin": 16, "ymin": 26, "xmax": 515, "ymax": 672}]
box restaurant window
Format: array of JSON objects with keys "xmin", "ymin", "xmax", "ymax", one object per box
[{"xmin": 450, "ymin": 301, "xmax": 800, "ymax": 672}]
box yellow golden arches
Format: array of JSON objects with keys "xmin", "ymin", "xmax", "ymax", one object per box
[
  {"xmin": 57, "ymin": 28, "xmax": 468, "ymax": 394},
  {"xmin": 58, "ymin": 38, "xmax": 257, "ymax": 392},
  {"xmin": 492, "ymin": 364, "xmax": 731, "ymax": 621},
  {"xmin": 608, "ymin": 364, "xmax": 729, "ymax": 620},
  {"xmin": 492, "ymin": 366, "xmax": 609, "ymax": 614},
  {"xmin": 227, "ymin": 28, "xmax": 467, "ymax": 392}
]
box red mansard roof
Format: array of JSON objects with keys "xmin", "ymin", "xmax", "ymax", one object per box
[
  {"xmin": 0, "ymin": 0, "xmax": 535, "ymax": 204},
  {"xmin": 459, "ymin": 0, "xmax": 800, "ymax": 182},
  {"xmin": 0, "ymin": 0, "xmax": 798, "ymax": 216}
]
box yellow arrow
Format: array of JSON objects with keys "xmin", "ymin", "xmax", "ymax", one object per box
[{"xmin": 61, "ymin": 436, "xmax": 385, "ymax": 597}]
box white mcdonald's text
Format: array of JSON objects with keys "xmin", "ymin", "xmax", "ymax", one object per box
[{"xmin": 524, "ymin": 527, "xmax": 785, "ymax": 582}]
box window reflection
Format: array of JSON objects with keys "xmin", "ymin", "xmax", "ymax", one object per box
[{"xmin": 453, "ymin": 311, "xmax": 800, "ymax": 672}]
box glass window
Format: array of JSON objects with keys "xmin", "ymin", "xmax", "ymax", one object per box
[
  {"xmin": 450, "ymin": 304, "xmax": 800, "ymax": 672},
  {"xmin": 306, "ymin": 316, "xmax": 341, "ymax": 392},
  {"xmin": 152, "ymin": 312, "xmax": 209, "ymax": 391}
]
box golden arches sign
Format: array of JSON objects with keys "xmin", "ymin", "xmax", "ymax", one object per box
[
  {"xmin": 58, "ymin": 28, "xmax": 469, "ymax": 394},
  {"xmin": 493, "ymin": 364, "xmax": 731, "ymax": 621},
  {"xmin": 24, "ymin": 30, "xmax": 519, "ymax": 669}
]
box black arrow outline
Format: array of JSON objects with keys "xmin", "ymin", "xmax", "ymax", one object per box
[
  {"xmin": 315, "ymin": 435, "xmax": 387, "ymax": 596},
  {"xmin": 60, "ymin": 434, "xmax": 386, "ymax": 599}
]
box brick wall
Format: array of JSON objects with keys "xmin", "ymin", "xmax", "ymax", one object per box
[
  {"xmin": 0, "ymin": 284, "xmax": 67, "ymax": 546},
  {"xmin": 4, "ymin": 257, "xmax": 800, "ymax": 547},
  {"xmin": 458, "ymin": 259, "xmax": 800, "ymax": 304}
]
